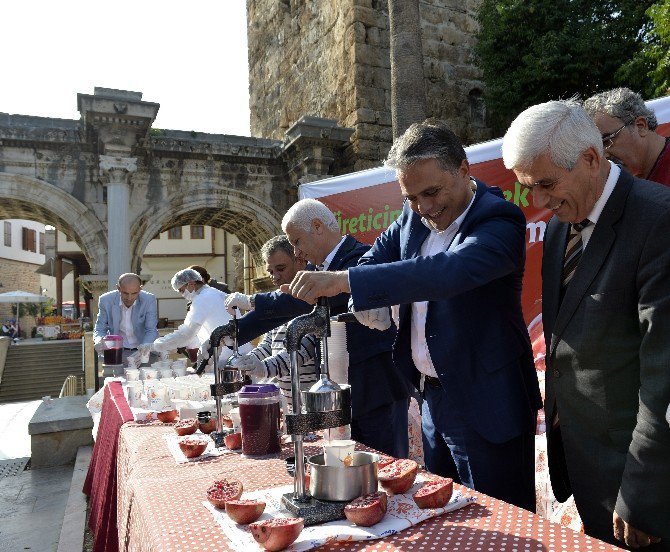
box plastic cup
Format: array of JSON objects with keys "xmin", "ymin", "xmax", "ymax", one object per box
[{"xmin": 323, "ymin": 439, "xmax": 356, "ymax": 467}]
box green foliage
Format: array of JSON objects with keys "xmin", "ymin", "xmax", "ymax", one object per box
[
  {"xmin": 475, "ymin": 0, "xmax": 654, "ymax": 132},
  {"xmin": 617, "ymin": 0, "xmax": 670, "ymax": 98},
  {"xmin": 11, "ymin": 297, "xmax": 55, "ymax": 318}
]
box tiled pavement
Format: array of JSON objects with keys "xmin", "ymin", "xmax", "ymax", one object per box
[{"xmin": 0, "ymin": 400, "xmax": 88, "ymax": 552}]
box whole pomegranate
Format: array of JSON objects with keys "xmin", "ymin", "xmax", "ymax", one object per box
[
  {"xmin": 344, "ymin": 491, "xmax": 388, "ymax": 526},
  {"xmin": 225, "ymin": 499, "xmax": 266, "ymax": 524},
  {"xmin": 224, "ymin": 431, "xmax": 242, "ymax": 450},
  {"xmin": 221, "ymin": 414, "xmax": 233, "ymax": 428},
  {"xmin": 377, "ymin": 459, "xmax": 418, "ymax": 494},
  {"xmin": 249, "ymin": 517, "xmax": 304, "ymax": 551},
  {"xmin": 198, "ymin": 418, "xmax": 217, "ymax": 434},
  {"xmin": 206, "ymin": 479, "xmax": 243, "ymax": 509},
  {"xmin": 413, "ymin": 478, "xmax": 454, "ymax": 509},
  {"xmin": 177, "ymin": 437, "xmax": 208, "ymax": 459},
  {"xmin": 174, "ymin": 418, "xmax": 198, "ymax": 436}
]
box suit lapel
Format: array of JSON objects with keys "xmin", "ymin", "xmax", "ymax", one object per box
[
  {"xmin": 550, "ymin": 172, "xmax": 632, "ymax": 356},
  {"xmin": 329, "ymin": 235, "xmax": 357, "ymax": 271},
  {"xmin": 404, "ymin": 210, "xmax": 430, "ymax": 259},
  {"xmin": 544, "ymin": 217, "xmax": 570, "ymax": 356}
]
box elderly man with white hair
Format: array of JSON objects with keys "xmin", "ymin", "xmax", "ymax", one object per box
[
  {"xmin": 503, "ymin": 99, "xmax": 670, "ymax": 549},
  {"xmin": 224, "ymin": 199, "xmax": 411, "ymax": 459},
  {"xmin": 151, "ymin": 268, "xmax": 249, "ymax": 364}
]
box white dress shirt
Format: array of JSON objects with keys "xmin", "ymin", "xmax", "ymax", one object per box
[
  {"xmin": 411, "ymin": 184, "xmax": 477, "ymax": 378},
  {"xmin": 581, "ymin": 161, "xmax": 620, "ymax": 249},
  {"xmin": 119, "ymin": 298, "xmax": 139, "ymax": 348}
]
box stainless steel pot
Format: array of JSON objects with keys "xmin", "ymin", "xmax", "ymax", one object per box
[{"xmin": 307, "ymin": 451, "xmax": 378, "ymax": 502}]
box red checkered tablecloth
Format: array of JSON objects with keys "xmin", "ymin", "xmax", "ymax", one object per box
[{"xmin": 115, "ymin": 422, "xmax": 624, "ymax": 552}]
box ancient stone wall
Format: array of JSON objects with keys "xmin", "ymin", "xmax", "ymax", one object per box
[{"xmin": 247, "ymin": 0, "xmax": 489, "ymax": 172}]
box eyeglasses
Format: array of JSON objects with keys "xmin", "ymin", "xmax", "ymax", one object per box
[{"xmin": 601, "ymin": 123, "xmax": 629, "ymax": 149}]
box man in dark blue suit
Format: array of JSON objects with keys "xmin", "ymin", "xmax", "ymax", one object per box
[
  {"xmin": 284, "ymin": 120, "xmax": 542, "ymax": 512},
  {"xmin": 223, "ymin": 200, "xmax": 411, "ymax": 458}
]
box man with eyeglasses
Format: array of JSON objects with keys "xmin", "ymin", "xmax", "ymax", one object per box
[
  {"xmin": 584, "ymin": 88, "xmax": 670, "ymax": 186},
  {"xmin": 503, "ymin": 99, "xmax": 670, "ymax": 549}
]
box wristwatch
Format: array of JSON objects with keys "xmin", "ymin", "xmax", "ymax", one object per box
[{"xmin": 249, "ymin": 294, "xmax": 256, "ymax": 311}]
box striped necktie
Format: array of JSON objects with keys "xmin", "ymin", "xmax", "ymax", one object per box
[{"xmin": 562, "ymin": 220, "xmax": 591, "ymax": 290}]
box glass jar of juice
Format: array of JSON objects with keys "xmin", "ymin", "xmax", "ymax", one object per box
[{"xmin": 238, "ymin": 384, "xmax": 281, "ymax": 456}]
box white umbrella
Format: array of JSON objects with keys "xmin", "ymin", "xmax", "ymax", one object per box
[{"xmin": 0, "ymin": 290, "xmax": 47, "ymax": 338}]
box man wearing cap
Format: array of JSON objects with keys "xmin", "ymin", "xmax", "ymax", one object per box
[
  {"xmin": 151, "ymin": 268, "xmax": 249, "ymax": 363},
  {"xmin": 93, "ymin": 273, "xmax": 159, "ymax": 361}
]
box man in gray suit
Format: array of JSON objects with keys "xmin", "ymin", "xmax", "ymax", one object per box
[
  {"xmin": 502, "ymin": 100, "xmax": 670, "ymax": 549},
  {"xmin": 93, "ymin": 273, "xmax": 159, "ymax": 357}
]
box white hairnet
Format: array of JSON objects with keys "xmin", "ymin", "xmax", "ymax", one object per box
[{"xmin": 171, "ymin": 268, "xmax": 203, "ymax": 291}]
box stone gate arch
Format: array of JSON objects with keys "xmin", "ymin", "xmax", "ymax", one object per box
[
  {"xmin": 130, "ymin": 185, "xmax": 284, "ymax": 273},
  {"xmin": 0, "ymin": 173, "xmax": 108, "ymax": 274}
]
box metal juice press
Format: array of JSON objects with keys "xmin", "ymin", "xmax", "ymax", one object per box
[
  {"xmin": 280, "ymin": 298, "xmax": 354, "ymax": 526},
  {"xmin": 209, "ymin": 307, "xmax": 249, "ymax": 448}
]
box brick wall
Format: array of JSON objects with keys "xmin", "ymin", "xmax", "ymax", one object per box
[{"xmin": 0, "ymin": 258, "xmax": 42, "ymax": 337}]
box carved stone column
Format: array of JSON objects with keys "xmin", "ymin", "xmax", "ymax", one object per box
[
  {"xmin": 78, "ymin": 274, "xmax": 109, "ymax": 391},
  {"xmin": 100, "ymin": 155, "xmax": 137, "ymax": 289}
]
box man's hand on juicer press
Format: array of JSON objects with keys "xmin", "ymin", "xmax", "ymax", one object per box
[
  {"xmin": 280, "ymin": 270, "xmax": 350, "ymax": 304},
  {"xmin": 224, "ymin": 292, "xmax": 253, "ymax": 315},
  {"xmin": 353, "ymin": 307, "xmax": 392, "ymax": 331}
]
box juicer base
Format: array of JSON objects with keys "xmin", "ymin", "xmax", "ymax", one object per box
[{"xmin": 280, "ymin": 493, "xmax": 347, "ymax": 526}]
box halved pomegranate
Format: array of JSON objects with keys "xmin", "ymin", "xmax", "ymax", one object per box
[
  {"xmin": 156, "ymin": 409, "xmax": 178, "ymax": 423},
  {"xmin": 376, "ymin": 454, "xmax": 395, "ymax": 469},
  {"xmin": 413, "ymin": 478, "xmax": 453, "ymax": 509},
  {"xmin": 344, "ymin": 491, "xmax": 388, "ymax": 526},
  {"xmin": 206, "ymin": 478, "xmax": 243, "ymax": 509},
  {"xmin": 224, "ymin": 431, "xmax": 242, "ymax": 450},
  {"xmin": 249, "ymin": 517, "xmax": 304, "ymax": 551},
  {"xmin": 177, "ymin": 437, "xmax": 208, "ymax": 459},
  {"xmin": 221, "ymin": 414, "xmax": 233, "ymax": 428},
  {"xmin": 377, "ymin": 459, "xmax": 418, "ymax": 494},
  {"xmin": 225, "ymin": 499, "xmax": 266, "ymax": 524},
  {"xmin": 174, "ymin": 418, "xmax": 198, "ymax": 436}
]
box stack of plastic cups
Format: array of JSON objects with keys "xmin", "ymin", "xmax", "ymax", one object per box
[
  {"xmin": 324, "ymin": 320, "xmax": 351, "ymax": 441},
  {"xmin": 326, "ymin": 320, "xmax": 348, "ymax": 385}
]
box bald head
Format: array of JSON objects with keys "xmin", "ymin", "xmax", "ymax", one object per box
[{"xmin": 117, "ymin": 273, "xmax": 142, "ymax": 308}]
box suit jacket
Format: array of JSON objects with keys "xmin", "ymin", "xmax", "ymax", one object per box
[
  {"xmin": 348, "ymin": 181, "xmax": 542, "ymax": 445},
  {"xmin": 235, "ymin": 235, "xmax": 410, "ymax": 415},
  {"xmin": 93, "ymin": 290, "xmax": 159, "ymax": 345},
  {"xmin": 543, "ymin": 169, "xmax": 670, "ymax": 541}
]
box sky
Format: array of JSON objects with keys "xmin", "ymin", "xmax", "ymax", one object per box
[{"xmin": 0, "ymin": 0, "xmax": 251, "ymax": 136}]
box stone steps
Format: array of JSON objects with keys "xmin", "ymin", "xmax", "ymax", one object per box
[{"xmin": 0, "ymin": 341, "xmax": 83, "ymax": 403}]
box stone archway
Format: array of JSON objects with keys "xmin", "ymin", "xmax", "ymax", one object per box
[
  {"xmin": 0, "ymin": 173, "xmax": 108, "ymax": 274},
  {"xmin": 130, "ymin": 185, "xmax": 284, "ymax": 274}
]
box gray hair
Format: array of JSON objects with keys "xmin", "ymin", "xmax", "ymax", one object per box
[
  {"xmin": 118, "ymin": 273, "xmax": 142, "ymax": 287},
  {"xmin": 385, "ymin": 119, "xmax": 467, "ymax": 174},
  {"xmin": 260, "ymin": 235, "xmax": 295, "ymax": 263},
  {"xmin": 584, "ymin": 87, "xmax": 657, "ymax": 130},
  {"xmin": 502, "ymin": 99, "xmax": 604, "ymax": 171},
  {"xmin": 281, "ymin": 198, "xmax": 339, "ymax": 232},
  {"xmin": 171, "ymin": 268, "xmax": 203, "ymax": 292}
]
